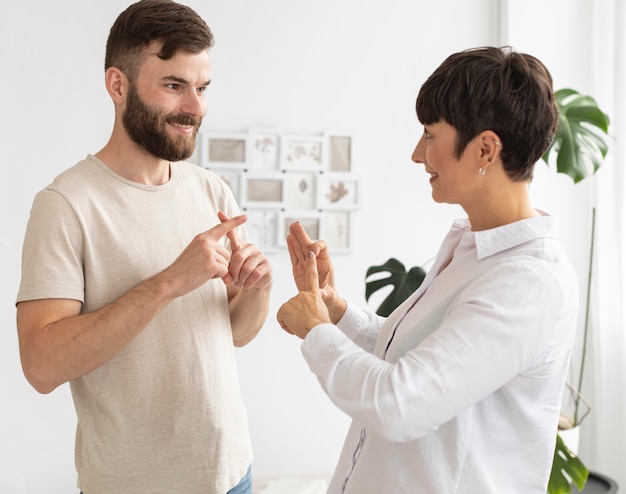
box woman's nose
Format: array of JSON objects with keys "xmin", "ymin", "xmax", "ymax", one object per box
[{"xmin": 412, "ymin": 136, "xmax": 425, "ymax": 164}]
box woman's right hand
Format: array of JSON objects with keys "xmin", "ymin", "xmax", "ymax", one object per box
[{"xmin": 286, "ymin": 221, "xmax": 346, "ymax": 323}]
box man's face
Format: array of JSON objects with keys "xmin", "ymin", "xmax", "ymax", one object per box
[
  {"xmin": 122, "ymin": 82, "xmax": 200, "ymax": 162},
  {"xmin": 122, "ymin": 47, "xmax": 211, "ymax": 162}
]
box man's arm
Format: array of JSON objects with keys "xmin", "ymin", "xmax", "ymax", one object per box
[
  {"xmin": 17, "ymin": 277, "xmax": 175, "ymax": 394},
  {"xmin": 227, "ymin": 283, "xmax": 271, "ymax": 347},
  {"xmin": 17, "ymin": 215, "xmax": 247, "ymax": 394}
]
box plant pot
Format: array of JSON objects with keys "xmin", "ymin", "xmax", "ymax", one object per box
[{"xmin": 559, "ymin": 426, "xmax": 581, "ymax": 455}]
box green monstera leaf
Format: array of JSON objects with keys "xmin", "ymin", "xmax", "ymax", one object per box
[
  {"xmin": 365, "ymin": 258, "xmax": 426, "ymax": 317},
  {"xmin": 542, "ymin": 88, "xmax": 610, "ymax": 184},
  {"xmin": 547, "ymin": 433, "xmax": 589, "ymax": 494}
]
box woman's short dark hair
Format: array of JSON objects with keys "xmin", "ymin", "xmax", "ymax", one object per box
[
  {"xmin": 416, "ymin": 46, "xmax": 558, "ymax": 182},
  {"xmin": 105, "ymin": 0, "xmax": 214, "ymax": 81}
]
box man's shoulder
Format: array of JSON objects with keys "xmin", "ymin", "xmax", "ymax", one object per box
[{"xmin": 45, "ymin": 155, "xmax": 102, "ymax": 192}]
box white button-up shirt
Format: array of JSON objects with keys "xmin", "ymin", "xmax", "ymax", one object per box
[{"xmin": 301, "ymin": 215, "xmax": 578, "ymax": 493}]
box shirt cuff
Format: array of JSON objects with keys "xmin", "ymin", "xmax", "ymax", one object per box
[
  {"xmin": 301, "ymin": 323, "xmax": 362, "ymax": 376},
  {"xmin": 335, "ymin": 301, "xmax": 369, "ymax": 338}
]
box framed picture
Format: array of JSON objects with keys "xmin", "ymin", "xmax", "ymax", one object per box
[
  {"xmin": 211, "ymin": 169, "xmax": 241, "ymax": 203},
  {"xmin": 241, "ymin": 173, "xmax": 285, "ymax": 209},
  {"xmin": 327, "ymin": 134, "xmax": 352, "ymax": 172},
  {"xmin": 280, "ymin": 135, "xmax": 326, "ymax": 171},
  {"xmin": 278, "ymin": 211, "xmax": 321, "ymax": 247},
  {"xmin": 248, "ymin": 130, "xmax": 280, "ymax": 171},
  {"xmin": 285, "ymin": 172, "xmax": 318, "ymax": 210},
  {"xmin": 204, "ymin": 133, "xmax": 248, "ymax": 169},
  {"xmin": 317, "ymin": 173, "xmax": 361, "ymax": 210},
  {"xmin": 242, "ymin": 209, "xmax": 279, "ymax": 253},
  {"xmin": 322, "ymin": 211, "xmax": 352, "ymax": 253},
  {"xmin": 188, "ymin": 133, "xmax": 203, "ymax": 166}
]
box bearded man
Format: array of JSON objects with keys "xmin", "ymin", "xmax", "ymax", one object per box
[{"xmin": 15, "ymin": 2, "xmax": 272, "ymax": 493}]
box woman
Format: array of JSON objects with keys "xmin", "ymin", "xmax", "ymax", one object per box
[{"xmin": 277, "ymin": 46, "xmax": 579, "ymax": 493}]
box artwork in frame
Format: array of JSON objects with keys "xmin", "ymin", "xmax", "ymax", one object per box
[
  {"xmin": 280, "ymin": 135, "xmax": 326, "ymax": 171},
  {"xmin": 248, "ymin": 130, "xmax": 280, "ymax": 171},
  {"xmin": 285, "ymin": 172, "xmax": 318, "ymax": 210},
  {"xmin": 322, "ymin": 211, "xmax": 351, "ymax": 252},
  {"xmin": 241, "ymin": 173, "xmax": 286, "ymax": 209},
  {"xmin": 242, "ymin": 209, "xmax": 279, "ymax": 253},
  {"xmin": 278, "ymin": 211, "xmax": 321, "ymax": 247},
  {"xmin": 327, "ymin": 134, "xmax": 352, "ymax": 172},
  {"xmin": 205, "ymin": 133, "xmax": 249, "ymax": 169},
  {"xmin": 188, "ymin": 134, "xmax": 203, "ymax": 166},
  {"xmin": 317, "ymin": 173, "xmax": 361, "ymax": 210},
  {"xmin": 211, "ymin": 169, "xmax": 241, "ymax": 203}
]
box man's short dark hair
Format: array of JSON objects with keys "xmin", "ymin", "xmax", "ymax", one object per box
[{"xmin": 105, "ymin": 0, "xmax": 214, "ymax": 81}]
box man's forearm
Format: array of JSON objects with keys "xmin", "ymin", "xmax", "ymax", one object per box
[
  {"xmin": 18, "ymin": 273, "xmax": 177, "ymax": 394},
  {"xmin": 228, "ymin": 284, "xmax": 271, "ymax": 347}
]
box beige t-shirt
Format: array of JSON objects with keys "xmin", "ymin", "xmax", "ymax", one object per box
[{"xmin": 17, "ymin": 155, "xmax": 253, "ymax": 494}]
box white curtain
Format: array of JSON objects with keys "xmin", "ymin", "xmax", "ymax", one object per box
[{"xmin": 581, "ymin": 0, "xmax": 626, "ymax": 489}]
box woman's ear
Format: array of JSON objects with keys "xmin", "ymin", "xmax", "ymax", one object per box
[{"xmin": 479, "ymin": 130, "xmax": 502, "ymax": 164}]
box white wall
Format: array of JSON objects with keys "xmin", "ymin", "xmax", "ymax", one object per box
[{"xmin": 0, "ymin": 1, "xmax": 601, "ymax": 492}]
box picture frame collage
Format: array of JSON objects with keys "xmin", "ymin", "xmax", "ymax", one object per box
[{"xmin": 190, "ymin": 129, "xmax": 360, "ymax": 253}]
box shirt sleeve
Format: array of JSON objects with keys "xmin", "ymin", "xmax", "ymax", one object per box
[
  {"xmin": 16, "ymin": 188, "xmax": 85, "ymax": 304},
  {"xmin": 301, "ymin": 260, "xmax": 567, "ymax": 442},
  {"xmin": 334, "ymin": 301, "xmax": 385, "ymax": 352}
]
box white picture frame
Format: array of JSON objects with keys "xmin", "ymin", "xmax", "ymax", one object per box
[
  {"xmin": 280, "ymin": 134, "xmax": 326, "ymax": 171},
  {"xmin": 326, "ymin": 134, "xmax": 352, "ymax": 172},
  {"xmin": 242, "ymin": 209, "xmax": 279, "ymax": 253},
  {"xmin": 277, "ymin": 210, "xmax": 322, "ymax": 247},
  {"xmin": 241, "ymin": 172, "xmax": 286, "ymax": 209},
  {"xmin": 188, "ymin": 133, "xmax": 203, "ymax": 166},
  {"xmin": 204, "ymin": 133, "xmax": 249, "ymax": 169},
  {"xmin": 322, "ymin": 211, "xmax": 352, "ymax": 253},
  {"xmin": 248, "ymin": 130, "xmax": 280, "ymax": 171},
  {"xmin": 317, "ymin": 173, "xmax": 361, "ymax": 210},
  {"xmin": 285, "ymin": 171, "xmax": 318, "ymax": 210}
]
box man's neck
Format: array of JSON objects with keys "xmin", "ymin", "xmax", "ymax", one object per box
[{"xmin": 95, "ymin": 138, "xmax": 171, "ymax": 186}]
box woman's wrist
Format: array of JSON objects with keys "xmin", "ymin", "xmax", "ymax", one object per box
[{"xmin": 327, "ymin": 296, "xmax": 348, "ymax": 324}]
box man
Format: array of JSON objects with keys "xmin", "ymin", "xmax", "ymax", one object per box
[{"xmin": 16, "ymin": 1, "xmax": 271, "ymax": 493}]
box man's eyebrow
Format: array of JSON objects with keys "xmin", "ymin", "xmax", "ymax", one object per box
[{"xmin": 162, "ymin": 75, "xmax": 211, "ymax": 86}]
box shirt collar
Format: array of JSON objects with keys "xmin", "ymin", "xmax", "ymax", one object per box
[{"xmin": 451, "ymin": 212, "xmax": 560, "ymax": 260}]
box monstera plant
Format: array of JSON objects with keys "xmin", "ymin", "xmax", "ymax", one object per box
[
  {"xmin": 542, "ymin": 88, "xmax": 610, "ymax": 183},
  {"xmin": 365, "ymin": 88, "xmax": 611, "ymax": 494}
]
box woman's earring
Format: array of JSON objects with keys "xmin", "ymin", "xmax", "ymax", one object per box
[{"xmin": 479, "ymin": 167, "xmax": 486, "ymax": 175}]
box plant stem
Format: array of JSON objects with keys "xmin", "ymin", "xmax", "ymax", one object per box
[{"xmin": 574, "ymin": 207, "xmax": 595, "ymax": 425}]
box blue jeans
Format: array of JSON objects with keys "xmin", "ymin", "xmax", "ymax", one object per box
[
  {"xmin": 227, "ymin": 465, "xmax": 253, "ymax": 494},
  {"xmin": 80, "ymin": 466, "xmax": 252, "ymax": 494}
]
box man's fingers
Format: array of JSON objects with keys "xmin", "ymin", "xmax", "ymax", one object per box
[
  {"xmin": 208, "ymin": 212, "xmax": 246, "ymax": 244},
  {"xmin": 217, "ymin": 211, "xmax": 244, "ymax": 251}
]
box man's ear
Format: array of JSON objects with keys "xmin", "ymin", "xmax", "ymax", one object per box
[{"xmin": 104, "ymin": 67, "xmax": 128, "ymax": 104}]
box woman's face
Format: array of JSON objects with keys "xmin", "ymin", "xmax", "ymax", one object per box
[{"xmin": 412, "ymin": 120, "xmax": 481, "ymax": 205}]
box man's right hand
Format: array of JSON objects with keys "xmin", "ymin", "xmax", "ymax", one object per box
[{"xmin": 162, "ymin": 214, "xmax": 248, "ymax": 297}]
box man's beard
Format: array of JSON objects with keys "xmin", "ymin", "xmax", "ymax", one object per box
[{"xmin": 122, "ymin": 83, "xmax": 202, "ymax": 162}]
